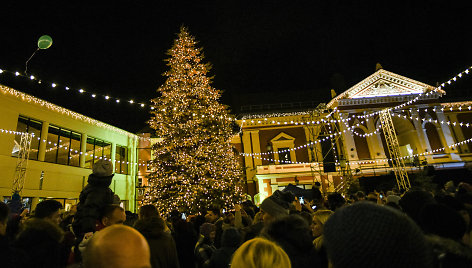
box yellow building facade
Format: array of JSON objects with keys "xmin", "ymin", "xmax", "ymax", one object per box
[
  {"xmin": 236, "ymin": 69, "xmax": 472, "ymax": 202},
  {"xmin": 0, "ymin": 84, "xmax": 139, "ymax": 212}
]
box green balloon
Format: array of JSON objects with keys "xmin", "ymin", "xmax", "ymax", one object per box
[{"xmin": 38, "ymin": 35, "xmax": 53, "ymax": 49}]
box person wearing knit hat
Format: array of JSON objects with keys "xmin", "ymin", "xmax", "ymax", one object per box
[
  {"xmin": 73, "ymin": 159, "xmax": 117, "ymax": 247},
  {"xmin": 195, "ymin": 223, "xmax": 216, "ymax": 268},
  {"xmin": 260, "ymin": 190, "xmax": 293, "ymax": 224},
  {"xmin": 399, "ymin": 189, "xmax": 436, "ymax": 225},
  {"xmin": 386, "ymin": 194, "xmax": 401, "ymax": 205},
  {"xmin": 323, "ymin": 202, "xmax": 433, "ymax": 268}
]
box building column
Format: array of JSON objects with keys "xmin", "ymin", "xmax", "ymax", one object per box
[
  {"xmin": 38, "ymin": 122, "xmax": 49, "ymax": 161},
  {"xmin": 111, "ymin": 142, "xmax": 116, "ymax": 167},
  {"xmin": 410, "ymin": 110, "xmax": 429, "ymax": 155},
  {"xmin": 338, "ymin": 114, "xmax": 358, "ymax": 160},
  {"xmin": 448, "ymin": 113, "xmax": 468, "ymax": 153},
  {"xmin": 241, "ymin": 131, "xmax": 254, "ymax": 170},
  {"xmin": 366, "ymin": 118, "xmax": 386, "ymax": 159},
  {"xmin": 80, "ymin": 133, "xmax": 87, "ymax": 168},
  {"xmin": 249, "ymin": 130, "xmax": 262, "ymax": 167},
  {"xmin": 304, "ymin": 126, "xmax": 315, "ymax": 162},
  {"xmin": 436, "ymin": 111, "xmax": 461, "ymax": 160}
]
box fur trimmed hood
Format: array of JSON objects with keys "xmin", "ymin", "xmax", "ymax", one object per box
[
  {"xmin": 425, "ymin": 234, "xmax": 472, "ymax": 263},
  {"xmin": 20, "ymin": 217, "xmax": 64, "ymax": 243}
]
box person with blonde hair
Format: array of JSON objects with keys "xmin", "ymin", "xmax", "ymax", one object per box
[
  {"xmin": 231, "ymin": 237, "xmax": 291, "ymax": 268},
  {"xmin": 312, "ymin": 210, "xmax": 333, "ymax": 250}
]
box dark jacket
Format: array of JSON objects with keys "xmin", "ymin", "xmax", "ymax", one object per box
[
  {"xmin": 194, "ymin": 236, "xmax": 216, "ymax": 268},
  {"xmin": 72, "ymin": 174, "xmax": 114, "ymax": 237},
  {"xmin": 207, "ymin": 228, "xmax": 241, "ymax": 268},
  {"xmin": 0, "ymin": 234, "xmax": 28, "ymax": 268},
  {"xmin": 13, "ymin": 217, "xmax": 65, "ymax": 268},
  {"xmin": 134, "ymin": 216, "xmax": 180, "ymax": 268},
  {"xmin": 171, "ymin": 219, "xmax": 198, "ymax": 268},
  {"xmin": 426, "ymin": 234, "xmax": 472, "ymax": 268}
]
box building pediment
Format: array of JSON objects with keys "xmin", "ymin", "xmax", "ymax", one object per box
[{"xmin": 328, "ymin": 69, "xmax": 444, "ymax": 108}]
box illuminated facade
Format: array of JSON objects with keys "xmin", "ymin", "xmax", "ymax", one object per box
[
  {"xmin": 0, "ymin": 84, "xmax": 138, "ymax": 212},
  {"xmin": 236, "ymin": 69, "xmax": 472, "ymax": 202}
]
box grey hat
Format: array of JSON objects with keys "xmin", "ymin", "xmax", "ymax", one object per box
[
  {"xmin": 386, "ymin": 195, "xmax": 401, "ymax": 205},
  {"xmin": 92, "ymin": 159, "xmax": 114, "ymax": 177},
  {"xmin": 260, "ymin": 190, "xmax": 292, "ymax": 218}
]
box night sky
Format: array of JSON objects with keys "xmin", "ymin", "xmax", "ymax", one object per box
[{"xmin": 0, "ymin": 1, "xmax": 471, "ymax": 132}]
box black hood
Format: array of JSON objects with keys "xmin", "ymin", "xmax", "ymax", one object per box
[{"xmin": 87, "ymin": 173, "xmax": 113, "ymax": 187}]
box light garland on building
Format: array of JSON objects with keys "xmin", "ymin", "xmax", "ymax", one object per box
[
  {"xmin": 240, "ymin": 115, "xmax": 352, "ymax": 126},
  {"xmin": 356, "ymin": 137, "xmax": 472, "ymax": 165},
  {"xmin": 354, "ymin": 66, "xmax": 472, "ymax": 119}
]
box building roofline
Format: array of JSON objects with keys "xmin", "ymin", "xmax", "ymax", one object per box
[{"xmin": 0, "ymin": 84, "xmax": 138, "ymax": 139}]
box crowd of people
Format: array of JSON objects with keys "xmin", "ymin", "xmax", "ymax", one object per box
[{"xmin": 1, "ymin": 160, "xmax": 472, "ymax": 268}]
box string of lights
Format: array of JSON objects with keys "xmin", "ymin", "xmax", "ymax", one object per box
[
  {"xmin": 248, "ymin": 136, "xmax": 472, "ymax": 166},
  {"xmin": 356, "ymin": 137, "xmax": 472, "ymax": 165},
  {"xmin": 355, "ymin": 66, "xmax": 472, "ymax": 119},
  {"xmin": 3, "ymin": 127, "xmax": 151, "ymax": 166},
  {"xmin": 240, "ymin": 109, "xmax": 472, "ymax": 157},
  {"xmin": 241, "ymin": 115, "xmax": 352, "ymax": 126},
  {"xmin": 0, "ymin": 67, "xmax": 151, "ymax": 109}
]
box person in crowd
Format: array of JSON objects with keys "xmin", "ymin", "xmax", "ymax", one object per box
[
  {"xmin": 83, "ymin": 224, "xmax": 151, "ymax": 268},
  {"xmin": 124, "ymin": 210, "xmax": 139, "ymax": 226},
  {"xmin": 399, "ymin": 189, "xmax": 436, "ymax": 226},
  {"xmin": 194, "ymin": 222, "xmax": 216, "ymax": 268},
  {"xmin": 260, "ymin": 190, "xmax": 293, "ymax": 224},
  {"xmin": 74, "ymin": 204, "xmax": 127, "ymax": 264},
  {"xmin": 312, "ymin": 210, "xmax": 333, "ymax": 250},
  {"xmin": 134, "ymin": 205, "xmax": 180, "ymax": 268},
  {"xmin": 418, "ymin": 203, "xmax": 472, "ymax": 266},
  {"xmin": 311, "ymin": 209, "xmax": 333, "ymax": 268},
  {"xmin": 168, "ymin": 210, "xmax": 198, "ymax": 268},
  {"xmin": 385, "ymin": 194, "xmax": 401, "ymax": 208},
  {"xmin": 98, "ymin": 204, "xmax": 127, "ymax": 229},
  {"xmin": 72, "ymin": 159, "xmax": 118, "ymax": 241},
  {"xmin": 323, "ymin": 202, "xmax": 433, "ymax": 268},
  {"xmin": 262, "ymin": 214, "xmax": 320, "ymax": 268},
  {"xmin": 241, "ymin": 190, "xmax": 292, "ymax": 242},
  {"xmin": 205, "ymin": 207, "xmax": 223, "ymax": 248},
  {"xmin": 0, "ymin": 201, "xmax": 28, "ymax": 267},
  {"xmin": 5, "ymin": 207, "xmax": 29, "ymax": 242},
  {"xmin": 207, "ymin": 227, "xmax": 241, "ymax": 268},
  {"xmin": 230, "ymin": 237, "xmax": 291, "ymax": 268},
  {"xmin": 14, "ymin": 199, "xmax": 67, "ymax": 267},
  {"xmin": 355, "ymin": 191, "xmax": 366, "ymax": 202},
  {"xmin": 326, "ymin": 192, "xmax": 345, "ymax": 211}
]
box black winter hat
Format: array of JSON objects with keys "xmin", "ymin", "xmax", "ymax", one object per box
[
  {"xmin": 399, "ymin": 190, "xmax": 435, "ymax": 224},
  {"xmin": 324, "ymin": 202, "xmax": 432, "ymax": 268},
  {"xmin": 418, "ymin": 203, "xmax": 467, "ymax": 241},
  {"xmin": 260, "ymin": 190, "xmax": 294, "ymax": 218}
]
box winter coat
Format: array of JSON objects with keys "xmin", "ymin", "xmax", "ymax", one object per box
[
  {"xmin": 13, "ymin": 217, "xmax": 66, "ymax": 268},
  {"xmin": 72, "ymin": 174, "xmax": 115, "ymax": 237},
  {"xmin": 171, "ymin": 219, "xmax": 198, "ymax": 268},
  {"xmin": 207, "ymin": 228, "xmax": 241, "ymax": 268},
  {"xmin": 425, "ymin": 234, "xmax": 472, "ymax": 268},
  {"xmin": 134, "ymin": 216, "xmax": 180, "ymax": 268},
  {"xmin": 0, "ymin": 234, "xmax": 28, "ymax": 268},
  {"xmin": 194, "ymin": 236, "xmax": 216, "ymax": 268}
]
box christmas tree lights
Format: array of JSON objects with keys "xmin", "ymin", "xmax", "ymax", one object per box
[{"xmin": 143, "ymin": 27, "xmax": 244, "ymax": 215}]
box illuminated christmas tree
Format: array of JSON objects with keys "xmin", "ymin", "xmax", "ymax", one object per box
[{"xmin": 144, "ymin": 26, "xmax": 244, "ymax": 216}]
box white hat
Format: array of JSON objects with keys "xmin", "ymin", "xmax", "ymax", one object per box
[{"xmin": 93, "ymin": 159, "xmax": 114, "ymax": 177}]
